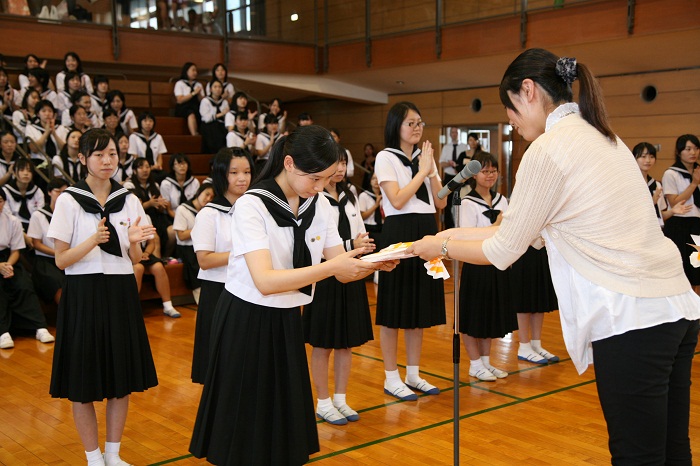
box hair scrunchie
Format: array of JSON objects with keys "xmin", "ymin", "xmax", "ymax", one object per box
[{"xmin": 555, "ymin": 57, "xmax": 578, "ymax": 84}]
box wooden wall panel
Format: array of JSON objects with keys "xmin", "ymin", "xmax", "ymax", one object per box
[
  {"xmin": 600, "ymin": 69, "xmax": 700, "ymax": 95},
  {"xmin": 228, "ymin": 41, "xmax": 316, "ymax": 75},
  {"xmin": 119, "ymin": 31, "xmax": 223, "ymax": 69},
  {"xmin": 327, "ymin": 42, "xmax": 368, "ymax": 74},
  {"xmin": 371, "ymin": 31, "xmax": 438, "ymax": 69}
]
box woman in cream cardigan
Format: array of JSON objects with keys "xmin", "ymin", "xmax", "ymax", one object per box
[{"xmin": 409, "ymin": 48, "xmax": 700, "ymax": 465}]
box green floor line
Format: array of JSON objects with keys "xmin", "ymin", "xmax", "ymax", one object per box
[
  {"xmin": 148, "ymin": 453, "xmax": 193, "ymax": 465},
  {"xmin": 308, "ymin": 378, "xmax": 597, "ymax": 462}
]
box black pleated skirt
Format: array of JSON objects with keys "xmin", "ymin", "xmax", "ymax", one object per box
[
  {"xmin": 32, "ymin": 255, "xmax": 65, "ymax": 303},
  {"xmin": 200, "ymin": 121, "xmax": 227, "ymax": 154},
  {"xmin": 177, "ymin": 244, "xmax": 201, "ymax": 289},
  {"xmin": 49, "ymin": 274, "xmax": 158, "ymax": 402},
  {"xmin": 191, "ymin": 279, "xmax": 225, "ymax": 384},
  {"xmin": 190, "ymin": 291, "xmax": 319, "ymax": 466},
  {"xmin": 664, "ymin": 216, "xmax": 700, "ymax": 285},
  {"xmin": 302, "ymin": 276, "xmax": 373, "ymax": 349},
  {"xmin": 458, "ymin": 263, "xmax": 517, "ymax": 338},
  {"xmin": 375, "ymin": 213, "xmax": 446, "ymax": 329},
  {"xmin": 509, "ymin": 246, "xmax": 558, "ymax": 313}
]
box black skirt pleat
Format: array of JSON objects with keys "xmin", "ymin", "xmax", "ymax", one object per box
[
  {"xmin": 31, "ymin": 255, "xmax": 65, "ymax": 303},
  {"xmin": 664, "ymin": 216, "xmax": 700, "ymax": 285},
  {"xmin": 49, "ymin": 274, "xmax": 158, "ymax": 402},
  {"xmin": 302, "ymin": 276, "xmax": 373, "ymax": 349},
  {"xmin": 458, "ymin": 263, "xmax": 517, "ymax": 338},
  {"xmin": 509, "ymin": 246, "xmax": 558, "ymax": 313},
  {"xmin": 375, "ymin": 213, "xmax": 446, "ymax": 329},
  {"xmin": 191, "ymin": 279, "xmax": 225, "ymax": 384},
  {"xmin": 177, "ymin": 244, "xmax": 201, "ymax": 289},
  {"xmin": 190, "ymin": 291, "xmax": 319, "ymax": 466}
]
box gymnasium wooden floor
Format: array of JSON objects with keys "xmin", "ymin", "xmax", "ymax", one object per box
[{"xmin": 1, "ymin": 274, "xmax": 699, "ymax": 465}]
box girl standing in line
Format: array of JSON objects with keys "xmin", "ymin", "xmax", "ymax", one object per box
[
  {"xmin": 661, "ymin": 134, "xmax": 700, "ymax": 291},
  {"xmin": 457, "ymin": 152, "xmax": 516, "ymax": 381},
  {"xmin": 48, "ymin": 129, "xmax": 158, "ymax": 466},
  {"xmin": 189, "ymin": 126, "xmax": 395, "ymax": 465},
  {"xmin": 173, "ymin": 183, "xmax": 215, "ymax": 304},
  {"xmin": 302, "ymin": 148, "xmax": 375, "ymax": 425},
  {"xmin": 190, "ymin": 147, "xmax": 253, "ymax": 383},
  {"xmin": 634, "ymin": 142, "xmax": 690, "ymax": 227},
  {"xmin": 374, "ymin": 101, "xmax": 446, "ymax": 401}
]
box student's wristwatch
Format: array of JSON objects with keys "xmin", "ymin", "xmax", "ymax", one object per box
[{"xmin": 441, "ymin": 237, "xmax": 451, "ymax": 260}]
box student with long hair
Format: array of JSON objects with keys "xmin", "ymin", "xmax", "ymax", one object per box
[
  {"xmin": 173, "ymin": 183, "xmax": 215, "ymax": 304},
  {"xmin": 374, "ymin": 101, "xmax": 447, "ymax": 401},
  {"xmin": 409, "ymin": 48, "xmax": 700, "ymax": 464},
  {"xmin": 189, "ymin": 126, "xmax": 395, "ymax": 465},
  {"xmin": 190, "ymin": 147, "xmax": 253, "ymax": 384},
  {"xmin": 661, "ymin": 134, "xmax": 700, "ymax": 291},
  {"xmin": 106, "ymin": 90, "xmax": 137, "ymax": 136},
  {"xmin": 55, "ymin": 52, "xmax": 93, "ymax": 94},
  {"xmin": 47, "ymin": 129, "xmax": 157, "ymax": 466},
  {"xmin": 174, "ymin": 62, "xmax": 203, "ymax": 136},
  {"xmin": 302, "ymin": 145, "xmax": 375, "ymax": 425}
]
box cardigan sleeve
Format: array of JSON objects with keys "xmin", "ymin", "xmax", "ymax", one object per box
[{"xmin": 483, "ymin": 144, "xmax": 566, "ymax": 270}]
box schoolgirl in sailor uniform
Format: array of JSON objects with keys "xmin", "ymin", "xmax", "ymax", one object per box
[
  {"xmin": 2, "ymin": 158, "xmax": 45, "ymax": 232},
  {"xmin": 302, "ymin": 147, "xmax": 375, "ymax": 425},
  {"xmin": 11, "ymin": 88, "xmax": 40, "ymax": 143},
  {"xmin": 106, "ymin": 90, "xmax": 137, "ymax": 136},
  {"xmin": 190, "ymin": 147, "xmax": 253, "ymax": 384},
  {"xmin": 52, "ymin": 129, "xmax": 86, "ymax": 183},
  {"xmin": 25, "ymin": 100, "xmax": 68, "ymax": 164},
  {"xmin": 47, "ymin": 129, "xmax": 157, "ymax": 466},
  {"xmin": 124, "ymin": 157, "xmax": 174, "ymax": 259},
  {"xmin": 173, "ymin": 183, "xmax": 214, "ymax": 303},
  {"xmin": 224, "ymin": 91, "xmax": 257, "ymax": 133},
  {"xmin": 358, "ymin": 171, "xmax": 383, "ymax": 246},
  {"xmin": 199, "ymin": 79, "xmax": 229, "ymax": 154},
  {"xmin": 205, "ymin": 63, "xmax": 235, "ymax": 104},
  {"xmin": 457, "ymin": 152, "xmax": 516, "ymax": 381},
  {"xmin": 374, "ymin": 101, "xmax": 447, "ymax": 401},
  {"xmin": 0, "ymin": 131, "xmax": 21, "ymax": 187},
  {"xmin": 90, "ymin": 75, "xmax": 110, "ymax": 119},
  {"xmin": 662, "ymin": 134, "xmax": 700, "ymax": 287},
  {"xmin": 113, "ymin": 133, "xmax": 135, "ymax": 184},
  {"xmin": 61, "ymin": 91, "xmax": 103, "ymax": 129},
  {"xmin": 257, "ymin": 97, "xmax": 287, "ymax": 134},
  {"xmin": 633, "ymin": 142, "xmax": 690, "ymax": 228},
  {"xmin": 0, "ymin": 188, "xmax": 55, "ymax": 350},
  {"xmin": 128, "ymin": 112, "xmax": 167, "ymax": 170},
  {"xmin": 55, "ymin": 52, "xmax": 93, "ymax": 94},
  {"xmin": 17, "ymin": 54, "xmax": 44, "ymax": 93},
  {"xmin": 159, "ymin": 153, "xmax": 200, "ymax": 212},
  {"xmin": 254, "ymin": 113, "xmax": 281, "ymax": 174},
  {"xmin": 0, "ymin": 67, "xmax": 16, "ymax": 122},
  {"xmin": 27, "ymin": 178, "xmax": 68, "ymax": 304},
  {"xmin": 26, "ymin": 68, "xmax": 58, "ymax": 109},
  {"xmin": 174, "ymin": 62, "xmax": 203, "ymax": 137},
  {"xmin": 225, "ymin": 112, "xmax": 256, "ymax": 152},
  {"xmin": 189, "ymin": 126, "xmax": 391, "ymax": 466},
  {"xmin": 56, "ymin": 71, "xmax": 82, "ymax": 114}
]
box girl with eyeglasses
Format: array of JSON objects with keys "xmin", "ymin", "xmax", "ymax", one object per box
[{"xmin": 374, "ymin": 101, "xmax": 447, "ymax": 401}]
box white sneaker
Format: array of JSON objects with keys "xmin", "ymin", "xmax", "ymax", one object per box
[
  {"xmin": 0, "ymin": 332, "xmax": 14, "ymax": 349},
  {"xmin": 469, "ymin": 367, "xmax": 497, "ymax": 382},
  {"xmin": 104, "ymin": 455, "xmax": 133, "ymax": 466},
  {"xmin": 163, "ymin": 307, "xmax": 181, "ymax": 318},
  {"xmin": 36, "ymin": 328, "xmax": 55, "ymax": 343},
  {"xmin": 49, "ymin": 5, "xmax": 59, "ymax": 19},
  {"xmin": 37, "ymin": 5, "xmax": 49, "ymax": 18},
  {"xmin": 485, "ymin": 364, "xmax": 509, "ymax": 379}
]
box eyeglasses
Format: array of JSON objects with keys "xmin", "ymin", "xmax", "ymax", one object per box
[
  {"xmin": 402, "ymin": 120, "xmax": 426, "ymax": 129},
  {"xmin": 480, "ymin": 169, "xmax": 499, "ymax": 176}
]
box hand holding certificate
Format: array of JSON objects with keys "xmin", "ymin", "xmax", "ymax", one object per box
[{"xmin": 362, "ymin": 242, "xmax": 449, "ymax": 280}]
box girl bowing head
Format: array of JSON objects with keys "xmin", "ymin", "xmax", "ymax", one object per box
[{"xmin": 189, "ymin": 125, "xmax": 396, "ymax": 466}]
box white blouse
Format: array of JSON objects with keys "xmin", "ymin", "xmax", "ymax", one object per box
[{"xmin": 192, "ymin": 203, "xmax": 233, "ymax": 283}]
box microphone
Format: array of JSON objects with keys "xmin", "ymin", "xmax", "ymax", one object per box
[{"xmin": 437, "ymin": 159, "xmax": 482, "ymax": 199}]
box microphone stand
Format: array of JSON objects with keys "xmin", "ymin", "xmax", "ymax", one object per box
[{"xmin": 451, "ymin": 188, "xmax": 462, "ymax": 466}]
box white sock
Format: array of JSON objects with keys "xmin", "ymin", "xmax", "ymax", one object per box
[
  {"xmin": 104, "ymin": 442, "xmax": 120, "ymax": 464},
  {"xmin": 192, "ymin": 288, "xmax": 201, "ymax": 304},
  {"xmin": 470, "ymin": 359, "xmax": 485, "ymax": 371},
  {"xmin": 333, "ymin": 393, "xmax": 346, "ymax": 407},
  {"xmin": 85, "ymin": 448, "xmax": 104, "ymax": 466},
  {"xmin": 385, "ymin": 369, "xmax": 402, "ymax": 388},
  {"xmin": 405, "ymin": 365, "xmax": 420, "ymax": 383},
  {"xmin": 519, "ymin": 342, "xmax": 533, "ymax": 354},
  {"xmin": 163, "ymin": 300, "xmax": 175, "ymax": 311},
  {"xmin": 531, "ymin": 339, "xmax": 543, "ymax": 351},
  {"xmin": 317, "ymin": 397, "xmax": 333, "ymax": 412},
  {"xmin": 480, "ymin": 356, "xmax": 491, "ymax": 367}
]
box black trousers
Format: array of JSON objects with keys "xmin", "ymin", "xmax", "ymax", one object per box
[{"xmin": 592, "ymin": 318, "xmax": 699, "ymax": 466}]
